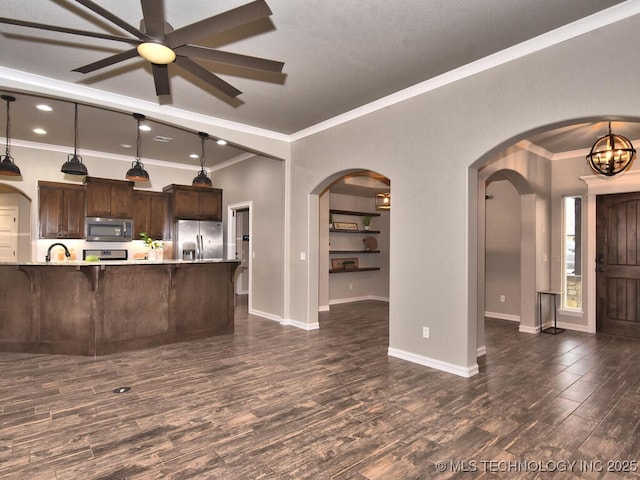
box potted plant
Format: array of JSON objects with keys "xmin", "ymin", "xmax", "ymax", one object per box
[
  {"xmin": 362, "ymin": 215, "xmax": 372, "ymax": 230},
  {"xmin": 140, "ymin": 232, "xmax": 164, "ymax": 261}
]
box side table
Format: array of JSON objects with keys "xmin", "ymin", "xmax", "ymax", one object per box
[{"xmin": 538, "ymin": 290, "xmax": 565, "ymax": 335}]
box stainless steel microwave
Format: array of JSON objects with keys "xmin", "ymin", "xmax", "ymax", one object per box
[{"xmin": 85, "ymin": 217, "xmax": 133, "ymax": 242}]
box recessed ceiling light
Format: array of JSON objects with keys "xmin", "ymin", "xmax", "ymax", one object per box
[
  {"xmin": 120, "ymin": 143, "xmax": 132, "ymax": 148},
  {"xmin": 189, "ymin": 153, "xmax": 199, "ymax": 159},
  {"xmin": 216, "ymin": 139, "xmax": 227, "ymax": 146},
  {"xmin": 33, "ymin": 128, "xmax": 47, "ymax": 135},
  {"xmin": 36, "ymin": 104, "xmax": 53, "ymax": 112},
  {"xmin": 139, "ymin": 125, "xmax": 151, "ymax": 132}
]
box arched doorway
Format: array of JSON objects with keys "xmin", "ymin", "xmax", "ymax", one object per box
[
  {"xmin": 0, "ymin": 183, "xmax": 32, "ymax": 262},
  {"xmin": 313, "ymin": 169, "xmax": 391, "ymax": 322}
]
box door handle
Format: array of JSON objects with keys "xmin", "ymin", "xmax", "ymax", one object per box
[
  {"xmin": 596, "ymin": 266, "xmax": 605, "ymax": 273},
  {"xmin": 596, "ymin": 253, "xmax": 605, "ymax": 264}
]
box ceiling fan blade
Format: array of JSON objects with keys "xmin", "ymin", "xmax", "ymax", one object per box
[
  {"xmin": 174, "ymin": 56, "xmax": 241, "ymax": 98},
  {"xmin": 175, "ymin": 45, "xmax": 283, "ymax": 73},
  {"xmin": 75, "ymin": 0, "xmax": 148, "ymax": 40},
  {"xmin": 152, "ymin": 63, "xmax": 171, "ymax": 96},
  {"xmin": 0, "ymin": 17, "xmax": 139, "ymax": 44},
  {"xmin": 167, "ymin": 0, "xmax": 272, "ymax": 48},
  {"xmin": 73, "ymin": 48, "xmax": 139, "ymax": 74},
  {"xmin": 140, "ymin": 0, "xmax": 166, "ymax": 39}
]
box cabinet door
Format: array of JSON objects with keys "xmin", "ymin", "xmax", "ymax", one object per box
[
  {"xmin": 86, "ymin": 182, "xmax": 111, "ymax": 217},
  {"xmin": 39, "ymin": 185, "xmax": 64, "ymax": 238},
  {"xmin": 62, "ymin": 187, "xmax": 86, "ymax": 238},
  {"xmin": 86, "ymin": 178, "xmax": 133, "ymax": 218},
  {"xmin": 109, "ymin": 183, "xmax": 133, "ymax": 218},
  {"xmin": 173, "ymin": 189, "xmax": 200, "ymax": 220},
  {"xmin": 39, "ymin": 184, "xmax": 85, "ymax": 239},
  {"xmin": 133, "ymin": 192, "xmax": 168, "ymax": 239},
  {"xmin": 197, "ymin": 189, "xmax": 222, "ymax": 221}
]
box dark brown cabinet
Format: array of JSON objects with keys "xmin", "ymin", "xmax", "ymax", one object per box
[
  {"xmin": 133, "ymin": 191, "xmax": 169, "ymax": 240},
  {"xmin": 38, "ymin": 181, "xmax": 86, "ymax": 239},
  {"xmin": 85, "ymin": 177, "xmax": 134, "ymax": 218},
  {"xmin": 163, "ymin": 184, "xmax": 223, "ymax": 221}
]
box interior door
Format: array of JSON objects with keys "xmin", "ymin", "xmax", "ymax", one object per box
[
  {"xmin": 596, "ymin": 192, "xmax": 640, "ymax": 337},
  {"xmin": 0, "ymin": 206, "xmax": 19, "ymax": 262}
]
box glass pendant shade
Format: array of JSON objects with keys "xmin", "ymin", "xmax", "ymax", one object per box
[
  {"xmin": 0, "ymin": 95, "xmax": 20, "ymax": 177},
  {"xmin": 586, "ymin": 122, "xmax": 636, "ymax": 176},
  {"xmin": 61, "ymin": 103, "xmax": 88, "ymax": 176},
  {"xmin": 192, "ymin": 131, "xmax": 213, "ymax": 187},
  {"xmin": 126, "ymin": 113, "xmax": 150, "ymax": 182}
]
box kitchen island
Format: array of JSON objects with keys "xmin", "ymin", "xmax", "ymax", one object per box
[{"xmin": 0, "ymin": 260, "xmax": 239, "ymax": 356}]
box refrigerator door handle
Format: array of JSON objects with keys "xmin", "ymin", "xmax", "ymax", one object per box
[{"xmin": 198, "ymin": 234, "xmax": 203, "ymax": 260}]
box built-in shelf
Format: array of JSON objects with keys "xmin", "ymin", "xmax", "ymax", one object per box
[
  {"xmin": 329, "ymin": 267, "xmax": 381, "ymax": 274},
  {"xmin": 330, "ymin": 250, "xmax": 380, "ymax": 254},
  {"xmin": 329, "ymin": 209, "xmax": 380, "ymax": 217},
  {"xmin": 329, "ymin": 229, "xmax": 380, "ymax": 234}
]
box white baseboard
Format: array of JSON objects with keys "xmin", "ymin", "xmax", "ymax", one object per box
[
  {"xmin": 388, "ymin": 347, "xmax": 479, "ymax": 378},
  {"xmin": 556, "ymin": 321, "xmax": 593, "ymax": 333},
  {"xmin": 329, "ymin": 295, "xmax": 390, "ymax": 305},
  {"xmin": 477, "ymin": 345, "xmax": 487, "ymax": 357},
  {"xmin": 283, "ymin": 318, "xmax": 320, "ymax": 330},
  {"xmin": 318, "ymin": 305, "xmax": 330, "ymax": 312},
  {"xmin": 519, "ymin": 324, "xmax": 541, "ymax": 334},
  {"xmin": 485, "ymin": 311, "xmax": 520, "ymax": 322},
  {"xmin": 249, "ymin": 308, "xmax": 282, "ymax": 323}
]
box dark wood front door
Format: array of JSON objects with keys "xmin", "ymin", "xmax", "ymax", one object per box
[{"xmin": 596, "ymin": 191, "xmax": 640, "ymax": 337}]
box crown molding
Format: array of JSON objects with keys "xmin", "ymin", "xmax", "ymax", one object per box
[{"xmin": 291, "ymin": 1, "xmax": 640, "ymax": 141}]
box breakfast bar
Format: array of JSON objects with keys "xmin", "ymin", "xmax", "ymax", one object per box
[{"xmin": 0, "ymin": 260, "xmax": 239, "ymax": 356}]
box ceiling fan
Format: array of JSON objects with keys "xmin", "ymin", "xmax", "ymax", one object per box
[{"xmin": 0, "ymin": 0, "xmax": 284, "ymax": 99}]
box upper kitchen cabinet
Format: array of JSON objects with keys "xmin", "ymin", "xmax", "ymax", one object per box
[
  {"xmin": 38, "ymin": 181, "xmax": 86, "ymax": 239},
  {"xmin": 85, "ymin": 177, "xmax": 134, "ymax": 218},
  {"xmin": 133, "ymin": 190, "xmax": 169, "ymax": 240},
  {"xmin": 163, "ymin": 185, "xmax": 222, "ymax": 221}
]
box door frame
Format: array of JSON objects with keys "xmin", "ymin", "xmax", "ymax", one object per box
[
  {"xmin": 581, "ymin": 170, "xmax": 640, "ymax": 333},
  {"xmin": 227, "ymin": 201, "xmax": 253, "ymax": 312}
]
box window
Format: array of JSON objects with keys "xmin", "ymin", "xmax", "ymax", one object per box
[{"xmin": 563, "ymin": 196, "xmax": 582, "ymax": 310}]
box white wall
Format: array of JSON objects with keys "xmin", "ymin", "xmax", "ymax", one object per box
[
  {"xmin": 484, "ymin": 180, "xmax": 520, "ymax": 318},
  {"xmin": 288, "ymin": 14, "xmax": 640, "ymax": 376},
  {"xmin": 213, "ymin": 155, "xmax": 285, "ymax": 320}
]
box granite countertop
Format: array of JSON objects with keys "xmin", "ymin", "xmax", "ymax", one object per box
[{"xmin": 0, "ymin": 259, "xmax": 239, "ymax": 267}]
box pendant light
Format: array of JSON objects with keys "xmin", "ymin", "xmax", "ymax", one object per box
[
  {"xmin": 61, "ymin": 103, "xmax": 88, "ymax": 176},
  {"xmin": 0, "ymin": 95, "xmax": 21, "ymax": 177},
  {"xmin": 586, "ymin": 121, "xmax": 636, "ymax": 176},
  {"xmin": 126, "ymin": 113, "xmax": 150, "ymax": 182},
  {"xmin": 192, "ymin": 131, "xmax": 213, "ymax": 187}
]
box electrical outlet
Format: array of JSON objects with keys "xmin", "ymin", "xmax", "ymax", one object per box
[
  {"xmin": 422, "ymin": 327, "xmax": 430, "ymax": 338},
  {"xmin": 349, "ymin": 283, "xmax": 353, "ymax": 290},
  {"xmin": 500, "ymin": 295, "xmax": 505, "ymax": 303}
]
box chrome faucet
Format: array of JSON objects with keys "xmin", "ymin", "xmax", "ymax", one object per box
[{"xmin": 45, "ymin": 243, "xmax": 71, "ymax": 262}]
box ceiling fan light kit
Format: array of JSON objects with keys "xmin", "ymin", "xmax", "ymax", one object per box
[
  {"xmin": 586, "ymin": 121, "xmax": 636, "ymax": 176},
  {"xmin": 136, "ymin": 42, "xmax": 176, "ymax": 64},
  {"xmin": 0, "ymin": 94, "xmax": 21, "ymax": 177}
]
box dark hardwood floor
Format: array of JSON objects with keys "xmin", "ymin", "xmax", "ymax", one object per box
[{"xmin": 1, "ymin": 299, "xmax": 639, "ymax": 479}]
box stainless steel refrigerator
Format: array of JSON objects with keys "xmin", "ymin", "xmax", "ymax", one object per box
[{"xmin": 176, "ymin": 220, "xmax": 223, "ymax": 260}]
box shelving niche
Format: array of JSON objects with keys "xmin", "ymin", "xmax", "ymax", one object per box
[{"xmin": 329, "ymin": 209, "xmax": 381, "ymax": 273}]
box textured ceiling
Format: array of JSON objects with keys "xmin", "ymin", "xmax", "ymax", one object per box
[{"xmin": 0, "ymin": 0, "xmax": 634, "ymax": 171}]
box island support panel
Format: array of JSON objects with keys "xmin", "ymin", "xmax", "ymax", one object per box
[{"xmin": 0, "ymin": 262, "xmax": 238, "ymax": 356}]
